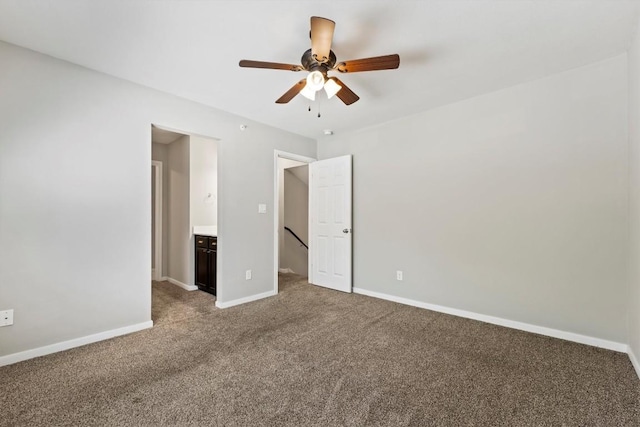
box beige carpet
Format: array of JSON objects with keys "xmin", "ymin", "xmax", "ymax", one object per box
[{"xmin": 1, "ymin": 274, "xmax": 639, "ymax": 426}]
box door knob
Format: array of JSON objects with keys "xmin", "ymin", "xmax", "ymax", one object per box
[{"xmin": 343, "ymin": 228, "xmax": 351, "ymax": 234}]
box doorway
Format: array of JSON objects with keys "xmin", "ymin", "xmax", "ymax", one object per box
[
  {"xmin": 274, "ymin": 152, "xmax": 354, "ymax": 295},
  {"xmin": 150, "ymin": 124, "xmax": 218, "ymax": 294},
  {"xmin": 273, "ymin": 151, "xmax": 315, "ymax": 293}
]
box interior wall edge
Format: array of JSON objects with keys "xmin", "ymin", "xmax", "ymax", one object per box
[
  {"xmin": 0, "ymin": 321, "xmax": 154, "ymax": 368},
  {"xmin": 353, "ymin": 287, "xmax": 628, "ymax": 353},
  {"xmin": 165, "ymin": 277, "xmax": 198, "ymax": 291},
  {"xmin": 629, "ymin": 347, "xmax": 640, "ymax": 379},
  {"xmin": 215, "ymin": 290, "xmax": 277, "ymax": 309}
]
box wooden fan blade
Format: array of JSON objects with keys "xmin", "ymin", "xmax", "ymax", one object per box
[
  {"xmin": 310, "ymin": 16, "xmax": 335, "ymax": 64},
  {"xmin": 276, "ymin": 79, "xmax": 307, "ymax": 104},
  {"xmin": 329, "ymin": 77, "xmax": 359, "ymax": 105},
  {"xmin": 239, "ymin": 60, "xmax": 303, "ymax": 72},
  {"xmin": 335, "ymin": 54, "xmax": 400, "ymax": 73}
]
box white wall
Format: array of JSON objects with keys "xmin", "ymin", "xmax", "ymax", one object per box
[
  {"xmin": 0, "ymin": 41, "xmax": 314, "ymax": 359},
  {"xmin": 319, "ymin": 55, "xmax": 629, "ymax": 344},
  {"xmin": 167, "ymin": 135, "xmax": 190, "ymax": 285},
  {"xmin": 283, "ymin": 166, "xmax": 309, "ymax": 276},
  {"xmin": 628, "ymin": 17, "xmax": 640, "ymax": 373},
  {"xmin": 190, "ymin": 135, "xmax": 218, "ymax": 228}
]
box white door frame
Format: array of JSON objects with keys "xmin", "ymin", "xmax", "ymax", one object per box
[
  {"xmin": 152, "ymin": 160, "xmax": 163, "ymax": 281},
  {"xmin": 273, "ymin": 150, "xmax": 316, "ymax": 294}
]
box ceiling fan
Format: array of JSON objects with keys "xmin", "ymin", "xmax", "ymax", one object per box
[{"xmin": 239, "ymin": 16, "xmax": 400, "ymax": 106}]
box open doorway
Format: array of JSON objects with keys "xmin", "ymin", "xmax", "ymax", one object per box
[
  {"xmin": 274, "ymin": 151, "xmax": 315, "ymax": 293},
  {"xmin": 275, "ymin": 152, "xmax": 354, "ymax": 296},
  {"xmin": 151, "ymin": 125, "xmax": 219, "ymax": 322}
]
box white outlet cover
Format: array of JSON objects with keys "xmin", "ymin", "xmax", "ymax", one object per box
[
  {"xmin": 0, "ymin": 309, "xmax": 14, "ymax": 327},
  {"xmin": 258, "ymin": 204, "xmax": 267, "ymax": 214},
  {"xmin": 396, "ymin": 271, "xmax": 403, "ymax": 281},
  {"xmin": 246, "ymin": 270, "xmax": 252, "ymax": 280}
]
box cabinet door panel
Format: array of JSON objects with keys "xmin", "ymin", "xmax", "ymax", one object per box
[{"xmin": 195, "ymin": 247, "xmax": 210, "ymax": 288}]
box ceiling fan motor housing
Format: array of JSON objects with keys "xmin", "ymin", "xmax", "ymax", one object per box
[{"xmin": 302, "ymin": 48, "xmax": 337, "ymax": 74}]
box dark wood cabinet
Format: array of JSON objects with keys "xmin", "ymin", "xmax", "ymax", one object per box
[{"xmin": 195, "ymin": 235, "xmax": 217, "ymax": 296}]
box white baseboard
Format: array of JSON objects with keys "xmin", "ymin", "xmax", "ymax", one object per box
[
  {"xmin": 167, "ymin": 277, "xmax": 197, "ymax": 291},
  {"xmin": 216, "ymin": 290, "xmax": 276, "ymax": 309},
  {"xmin": 629, "ymin": 347, "xmax": 640, "ymax": 379},
  {"xmin": 279, "ymin": 268, "xmax": 295, "ymax": 274},
  {"xmin": 160, "ymin": 276, "xmax": 169, "ymax": 281},
  {"xmin": 353, "ymin": 287, "xmax": 627, "ymax": 353},
  {"xmin": 0, "ymin": 321, "xmax": 153, "ymax": 367}
]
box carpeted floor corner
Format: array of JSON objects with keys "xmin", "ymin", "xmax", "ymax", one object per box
[{"xmin": 1, "ymin": 273, "xmax": 639, "ymax": 426}]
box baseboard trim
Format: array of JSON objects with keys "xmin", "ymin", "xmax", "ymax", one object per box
[
  {"xmin": 160, "ymin": 276, "xmax": 169, "ymax": 281},
  {"xmin": 167, "ymin": 277, "xmax": 197, "ymax": 291},
  {"xmin": 279, "ymin": 268, "xmax": 295, "ymax": 274},
  {"xmin": 629, "ymin": 347, "xmax": 640, "ymax": 379},
  {"xmin": 216, "ymin": 290, "xmax": 276, "ymax": 309},
  {"xmin": 0, "ymin": 321, "xmax": 153, "ymax": 367},
  {"xmin": 353, "ymin": 287, "xmax": 627, "ymax": 353}
]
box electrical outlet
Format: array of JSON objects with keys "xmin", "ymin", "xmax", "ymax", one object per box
[
  {"xmin": 246, "ymin": 270, "xmax": 252, "ymax": 280},
  {"xmin": 258, "ymin": 204, "xmax": 267, "ymax": 214},
  {"xmin": 396, "ymin": 271, "xmax": 403, "ymax": 281},
  {"xmin": 0, "ymin": 309, "xmax": 14, "ymax": 327}
]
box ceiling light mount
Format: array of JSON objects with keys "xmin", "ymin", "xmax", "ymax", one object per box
[{"xmin": 301, "ymin": 48, "xmax": 336, "ymax": 71}]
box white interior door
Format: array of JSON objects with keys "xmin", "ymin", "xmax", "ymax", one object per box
[{"xmin": 309, "ymin": 155, "xmax": 352, "ymax": 292}]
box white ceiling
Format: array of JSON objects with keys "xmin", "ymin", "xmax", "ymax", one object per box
[{"xmin": 0, "ymin": 1, "xmax": 639, "ymax": 139}]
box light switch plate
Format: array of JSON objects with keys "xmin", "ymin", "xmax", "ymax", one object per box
[
  {"xmin": 258, "ymin": 204, "xmax": 267, "ymax": 214},
  {"xmin": 0, "ymin": 309, "xmax": 14, "ymax": 327}
]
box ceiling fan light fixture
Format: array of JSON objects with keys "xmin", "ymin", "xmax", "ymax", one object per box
[
  {"xmin": 324, "ymin": 78, "xmax": 342, "ymax": 99},
  {"xmin": 300, "ymin": 85, "xmax": 316, "ymax": 101},
  {"xmin": 306, "ymin": 70, "xmax": 325, "ymax": 92},
  {"xmin": 240, "ymin": 16, "xmax": 399, "ymax": 106}
]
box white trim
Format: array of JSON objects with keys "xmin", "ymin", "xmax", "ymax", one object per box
[
  {"xmin": 152, "ymin": 160, "xmax": 163, "ymax": 281},
  {"xmin": 0, "ymin": 321, "xmax": 153, "ymax": 367},
  {"xmin": 215, "ymin": 290, "xmax": 276, "ymax": 309},
  {"xmin": 629, "ymin": 347, "xmax": 640, "ymax": 379},
  {"xmin": 279, "ymin": 267, "xmax": 295, "ymax": 274},
  {"xmin": 160, "ymin": 276, "xmax": 169, "ymax": 282},
  {"xmin": 167, "ymin": 277, "xmax": 198, "ymax": 291},
  {"xmin": 273, "ymin": 150, "xmax": 316, "ymax": 296},
  {"xmin": 353, "ymin": 287, "xmax": 627, "ymax": 353}
]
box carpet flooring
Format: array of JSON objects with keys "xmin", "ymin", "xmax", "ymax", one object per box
[{"xmin": 1, "ymin": 274, "xmax": 639, "ymax": 426}]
